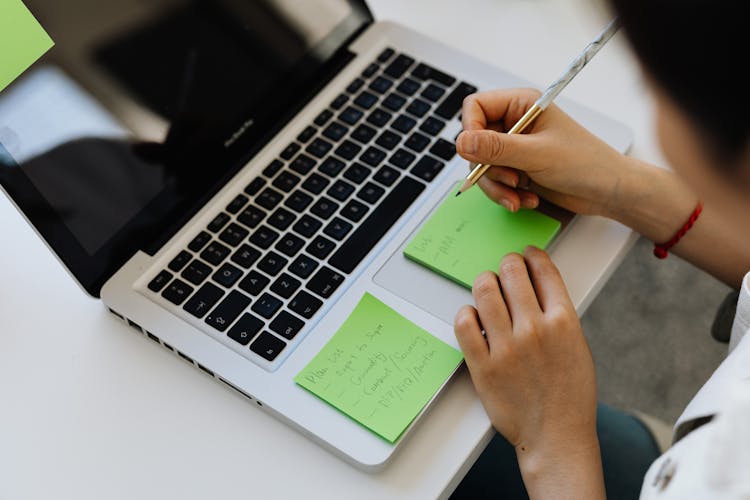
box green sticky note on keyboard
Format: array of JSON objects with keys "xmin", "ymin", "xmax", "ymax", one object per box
[
  {"xmin": 295, "ymin": 293, "xmax": 463, "ymax": 443},
  {"xmin": 404, "ymin": 182, "xmax": 561, "ymax": 289},
  {"xmin": 0, "ymin": 0, "xmax": 54, "ymax": 93}
]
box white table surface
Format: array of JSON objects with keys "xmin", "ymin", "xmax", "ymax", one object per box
[{"xmin": 0, "ymin": 0, "xmax": 666, "ymax": 498}]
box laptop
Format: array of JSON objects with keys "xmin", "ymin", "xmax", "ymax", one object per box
[{"xmin": 0, "ymin": 0, "xmax": 632, "ymax": 470}]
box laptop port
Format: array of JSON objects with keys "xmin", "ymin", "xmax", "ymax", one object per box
[
  {"xmin": 127, "ymin": 319, "xmax": 142, "ymax": 331},
  {"xmin": 146, "ymin": 331, "xmax": 160, "ymax": 343}
]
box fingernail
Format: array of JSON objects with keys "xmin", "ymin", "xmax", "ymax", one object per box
[
  {"xmin": 501, "ymin": 199, "xmax": 512, "ymax": 211},
  {"xmin": 459, "ymin": 132, "xmax": 477, "ymax": 154}
]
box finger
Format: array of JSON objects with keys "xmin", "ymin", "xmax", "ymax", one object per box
[
  {"xmin": 461, "ymin": 89, "xmax": 542, "ymax": 132},
  {"xmin": 522, "ymin": 246, "xmax": 575, "ymax": 313},
  {"xmin": 483, "ymin": 166, "xmax": 520, "ymax": 188},
  {"xmin": 518, "ymin": 189, "xmax": 540, "ymax": 209},
  {"xmin": 497, "ymin": 253, "xmax": 541, "ymax": 323},
  {"xmin": 477, "ymin": 176, "xmax": 521, "ymax": 212},
  {"xmin": 456, "ymin": 129, "xmax": 535, "ymax": 169},
  {"xmin": 454, "ymin": 305, "xmax": 490, "ymax": 368},
  {"xmin": 471, "ymin": 272, "xmax": 512, "ymax": 351}
]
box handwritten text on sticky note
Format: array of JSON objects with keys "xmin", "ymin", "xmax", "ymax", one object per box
[{"xmin": 295, "ymin": 293, "xmax": 463, "ymax": 443}]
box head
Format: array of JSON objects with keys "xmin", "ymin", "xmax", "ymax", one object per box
[{"xmin": 609, "ymin": 0, "xmax": 750, "ymax": 231}]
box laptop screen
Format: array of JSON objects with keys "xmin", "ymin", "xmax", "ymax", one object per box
[{"xmin": 0, "ymin": 0, "xmax": 371, "ymax": 296}]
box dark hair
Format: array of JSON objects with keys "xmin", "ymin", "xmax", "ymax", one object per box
[{"xmin": 609, "ymin": 0, "xmax": 749, "ymax": 164}]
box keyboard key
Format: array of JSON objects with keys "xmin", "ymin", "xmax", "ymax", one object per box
[
  {"xmin": 284, "ymin": 190, "xmax": 313, "ymax": 211},
  {"xmin": 435, "ymin": 82, "xmax": 478, "ymax": 119},
  {"xmin": 251, "ymin": 293, "xmax": 283, "ymax": 319},
  {"xmin": 362, "ymin": 62, "xmax": 379, "ymax": 78},
  {"xmin": 421, "ymin": 83, "xmax": 446, "ymax": 102},
  {"xmin": 256, "ymin": 187, "xmax": 284, "ymax": 210},
  {"xmin": 148, "ymin": 270, "xmax": 173, "ymax": 292},
  {"xmin": 267, "ymin": 207, "xmax": 296, "ymax": 231},
  {"xmin": 366, "ymin": 108, "xmax": 392, "ymax": 127},
  {"xmin": 382, "ymin": 92, "xmax": 406, "ymax": 111},
  {"xmin": 354, "ymin": 90, "xmax": 378, "ymax": 109},
  {"xmin": 205, "ymin": 290, "xmax": 251, "ymax": 332},
  {"xmin": 292, "ymin": 214, "xmax": 323, "ymax": 238},
  {"xmin": 219, "ymin": 223, "xmax": 249, "ymax": 247},
  {"xmin": 168, "ymin": 250, "xmax": 192, "ymax": 272},
  {"xmin": 322, "ymin": 121, "xmax": 349, "ymax": 142},
  {"xmin": 391, "ymin": 115, "xmax": 417, "ymax": 134},
  {"xmin": 383, "ymin": 54, "xmax": 414, "ymax": 79},
  {"xmin": 314, "ymin": 109, "xmax": 333, "ymax": 126},
  {"xmin": 207, "ymin": 212, "xmax": 230, "ymax": 233},
  {"xmin": 237, "ymin": 206, "xmax": 266, "ymax": 229},
  {"xmin": 306, "ymin": 137, "xmax": 333, "ymax": 159},
  {"xmin": 397, "ymin": 78, "xmax": 420, "ymax": 96},
  {"xmin": 343, "ymin": 163, "xmax": 370, "ymax": 184},
  {"xmin": 212, "ymin": 262, "xmax": 244, "ymax": 288},
  {"xmin": 250, "ymin": 332, "xmax": 286, "ymax": 361},
  {"xmin": 227, "ymin": 313, "xmax": 264, "ymax": 345},
  {"xmin": 351, "ymin": 123, "xmax": 377, "ymax": 144},
  {"xmin": 290, "ymin": 153, "xmax": 317, "ymax": 175},
  {"xmin": 272, "ymin": 171, "xmax": 301, "ymax": 192},
  {"xmin": 275, "ymin": 232, "xmax": 305, "ymax": 257},
  {"xmin": 319, "ymin": 157, "xmax": 346, "ymax": 177},
  {"xmin": 340, "ymin": 199, "xmax": 369, "ymax": 223},
  {"xmin": 327, "ymin": 180, "xmax": 355, "ymax": 201},
  {"xmin": 306, "ymin": 267, "xmax": 345, "ymax": 299},
  {"xmin": 346, "ymin": 77, "xmax": 365, "ymax": 94},
  {"xmin": 302, "ymin": 173, "xmax": 330, "ymax": 195},
  {"xmin": 411, "ymin": 62, "xmax": 456, "ymax": 87},
  {"xmin": 429, "ymin": 138, "xmax": 456, "ymax": 160},
  {"xmin": 181, "ymin": 259, "xmax": 212, "ymax": 285},
  {"xmin": 405, "ymin": 132, "xmax": 431, "ymax": 152},
  {"xmin": 270, "ymin": 273, "xmax": 302, "ymax": 299},
  {"xmin": 201, "ymin": 241, "xmax": 231, "ymax": 266},
  {"xmin": 375, "ymin": 130, "xmax": 400, "ymax": 150},
  {"xmin": 162, "ymin": 278, "xmax": 194, "ymax": 305},
  {"xmin": 289, "ymin": 254, "xmax": 319, "ymax": 279},
  {"xmin": 377, "ymin": 47, "xmax": 395, "ymax": 63},
  {"xmin": 331, "ymin": 93, "xmax": 349, "ymax": 110},
  {"xmin": 296, "ymin": 125, "xmax": 317, "ymax": 143},
  {"xmin": 183, "ymin": 282, "xmax": 224, "ymax": 318},
  {"xmin": 334, "ymin": 140, "xmax": 361, "ymax": 161},
  {"xmin": 411, "ymin": 156, "xmax": 445, "ymax": 182},
  {"xmin": 324, "ymin": 217, "xmax": 353, "ymax": 240},
  {"xmin": 406, "ymin": 98, "xmax": 431, "ymax": 118},
  {"xmin": 329, "ymin": 177, "xmax": 424, "ymax": 274},
  {"xmin": 357, "ymin": 182, "xmax": 385, "ymax": 204},
  {"xmin": 311, "ymin": 197, "xmax": 339, "ymax": 219},
  {"xmin": 388, "ymin": 148, "xmax": 416, "ymax": 169},
  {"xmin": 368, "ymin": 76, "xmax": 393, "ymax": 94},
  {"xmin": 280, "ymin": 142, "xmax": 301, "ymax": 160},
  {"xmin": 231, "ymin": 244, "xmax": 261, "ymax": 268},
  {"xmin": 244, "ymin": 176, "xmax": 265, "ymax": 196},
  {"xmin": 269, "ymin": 311, "xmax": 305, "ymax": 340},
  {"xmin": 249, "ymin": 225, "xmax": 279, "ymax": 249},
  {"xmin": 289, "ymin": 291, "xmax": 323, "ymax": 319},
  {"xmin": 420, "ymin": 116, "xmax": 446, "ymax": 136},
  {"xmin": 307, "ymin": 235, "xmax": 336, "ymax": 259},
  {"xmin": 373, "ymin": 165, "xmax": 400, "ymax": 187},
  {"xmin": 226, "ymin": 194, "xmax": 249, "ymax": 214},
  {"xmin": 188, "ymin": 231, "xmax": 211, "ymax": 252},
  {"xmin": 339, "ymin": 106, "xmax": 363, "ymax": 125},
  {"xmin": 360, "ymin": 146, "xmax": 387, "ymax": 167},
  {"xmin": 238, "ymin": 270, "xmax": 270, "ymax": 296},
  {"xmin": 257, "ymin": 251, "xmax": 288, "ymax": 276},
  {"xmin": 263, "ymin": 159, "xmax": 284, "ymax": 178}
]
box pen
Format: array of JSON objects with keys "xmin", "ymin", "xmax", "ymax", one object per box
[{"xmin": 456, "ymin": 17, "xmax": 621, "ymax": 196}]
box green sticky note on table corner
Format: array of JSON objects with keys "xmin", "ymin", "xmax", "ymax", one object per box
[
  {"xmin": 295, "ymin": 293, "xmax": 463, "ymax": 443},
  {"xmin": 0, "ymin": 0, "xmax": 54, "ymax": 93},
  {"xmin": 404, "ymin": 182, "xmax": 562, "ymax": 289}
]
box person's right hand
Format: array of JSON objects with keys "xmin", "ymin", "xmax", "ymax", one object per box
[{"xmin": 456, "ymin": 88, "xmax": 630, "ymax": 215}]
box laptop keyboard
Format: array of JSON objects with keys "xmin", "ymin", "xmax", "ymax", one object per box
[{"xmin": 144, "ymin": 47, "xmax": 477, "ymax": 368}]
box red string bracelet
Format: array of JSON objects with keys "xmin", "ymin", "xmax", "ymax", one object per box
[{"xmin": 653, "ymin": 201, "xmax": 703, "ymax": 259}]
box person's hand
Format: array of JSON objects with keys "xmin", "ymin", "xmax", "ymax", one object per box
[
  {"xmin": 456, "ymin": 88, "xmax": 630, "ymax": 216},
  {"xmin": 454, "ymin": 247, "xmax": 604, "ymax": 498}
]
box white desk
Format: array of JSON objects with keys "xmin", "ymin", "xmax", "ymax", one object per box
[{"xmin": 0, "ymin": 0, "xmax": 664, "ymax": 498}]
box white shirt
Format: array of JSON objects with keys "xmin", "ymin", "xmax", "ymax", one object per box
[{"xmin": 640, "ymin": 272, "xmax": 750, "ymax": 499}]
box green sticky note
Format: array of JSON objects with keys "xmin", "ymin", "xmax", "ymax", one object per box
[
  {"xmin": 0, "ymin": 0, "xmax": 54, "ymax": 93},
  {"xmin": 295, "ymin": 293, "xmax": 463, "ymax": 443},
  {"xmin": 404, "ymin": 182, "xmax": 562, "ymax": 289}
]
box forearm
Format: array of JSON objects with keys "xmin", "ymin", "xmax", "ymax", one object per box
[{"xmin": 604, "ymin": 157, "xmax": 750, "ymax": 288}]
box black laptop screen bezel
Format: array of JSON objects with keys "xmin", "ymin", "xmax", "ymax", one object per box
[{"xmin": 0, "ymin": 1, "xmax": 373, "ymax": 297}]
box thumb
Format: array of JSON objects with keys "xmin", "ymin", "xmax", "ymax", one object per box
[{"xmin": 456, "ymin": 130, "xmax": 527, "ymax": 167}]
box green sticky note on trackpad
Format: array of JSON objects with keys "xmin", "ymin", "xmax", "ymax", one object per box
[
  {"xmin": 404, "ymin": 182, "xmax": 561, "ymax": 289},
  {"xmin": 295, "ymin": 293, "xmax": 463, "ymax": 443},
  {"xmin": 0, "ymin": 0, "xmax": 54, "ymax": 93}
]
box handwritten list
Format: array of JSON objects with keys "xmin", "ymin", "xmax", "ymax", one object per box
[{"xmin": 295, "ymin": 293, "xmax": 463, "ymax": 443}]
